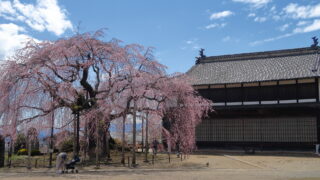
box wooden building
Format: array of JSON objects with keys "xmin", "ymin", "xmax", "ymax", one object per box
[{"xmin": 187, "ymin": 47, "xmax": 320, "ymax": 149}]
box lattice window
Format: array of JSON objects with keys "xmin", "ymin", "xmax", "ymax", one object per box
[{"xmin": 196, "ymin": 117, "xmax": 317, "ymax": 143}]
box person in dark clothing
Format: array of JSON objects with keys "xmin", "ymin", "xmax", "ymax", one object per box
[{"xmin": 152, "ymin": 139, "xmax": 159, "ymax": 155}]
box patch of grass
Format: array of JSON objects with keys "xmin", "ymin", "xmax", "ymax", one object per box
[
  {"xmin": 5, "ymin": 154, "xmax": 28, "ymax": 161},
  {"xmin": 1, "ymin": 150, "xmax": 191, "ymax": 169}
]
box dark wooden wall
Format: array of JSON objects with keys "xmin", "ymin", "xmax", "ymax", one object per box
[{"xmin": 196, "ymin": 107, "xmax": 319, "ymax": 149}]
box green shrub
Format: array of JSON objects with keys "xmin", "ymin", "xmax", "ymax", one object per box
[
  {"xmin": 17, "ymin": 148, "xmax": 41, "ymax": 156},
  {"xmin": 60, "ymin": 139, "xmax": 73, "ymax": 152},
  {"xmin": 31, "ymin": 149, "xmax": 41, "ymax": 156},
  {"xmin": 17, "ymin": 148, "xmax": 27, "ymax": 155}
]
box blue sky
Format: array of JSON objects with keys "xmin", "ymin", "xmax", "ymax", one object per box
[{"xmin": 0, "ymin": 0, "xmax": 320, "ymax": 73}]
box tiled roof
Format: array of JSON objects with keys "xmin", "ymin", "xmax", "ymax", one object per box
[{"xmin": 186, "ymin": 47, "xmax": 320, "ymax": 85}]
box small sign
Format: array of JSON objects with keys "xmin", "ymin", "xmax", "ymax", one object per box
[{"xmin": 40, "ymin": 145, "xmax": 48, "ymax": 154}]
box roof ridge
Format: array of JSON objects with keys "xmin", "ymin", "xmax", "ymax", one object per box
[{"xmin": 200, "ymin": 47, "xmax": 319, "ymax": 63}]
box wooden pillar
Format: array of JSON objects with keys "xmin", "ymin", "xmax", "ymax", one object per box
[
  {"xmin": 258, "ymin": 82, "xmax": 261, "ymax": 105},
  {"xmin": 224, "ymin": 84, "xmax": 227, "ymax": 106},
  {"xmin": 276, "ymin": 81, "xmax": 280, "ymax": 104},
  {"xmin": 316, "ymin": 78, "xmax": 320, "ymax": 144},
  {"xmin": 295, "ymin": 79, "xmax": 298, "ymax": 103},
  {"xmin": 316, "ymin": 78, "xmax": 319, "ymax": 103},
  {"xmin": 240, "ymin": 83, "xmax": 243, "ymax": 105},
  {"xmin": 317, "ymin": 109, "xmax": 320, "ymax": 144}
]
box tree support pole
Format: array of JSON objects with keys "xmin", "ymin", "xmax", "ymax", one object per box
[
  {"xmin": 121, "ymin": 114, "xmax": 126, "ymax": 165},
  {"xmin": 73, "ymin": 112, "xmax": 80, "ymax": 158},
  {"xmin": 76, "ymin": 112, "xmax": 80, "ymax": 157},
  {"xmin": 144, "ymin": 112, "xmax": 149, "ymax": 162},
  {"xmin": 141, "ymin": 115, "xmax": 144, "ymax": 153},
  {"xmin": 49, "ymin": 110, "xmax": 54, "ymax": 168},
  {"xmin": 95, "ymin": 117, "xmax": 100, "ymax": 168},
  {"xmin": 73, "ymin": 114, "xmax": 77, "ymax": 158},
  {"xmin": 106, "ymin": 129, "xmax": 111, "ymax": 162},
  {"xmin": 132, "ymin": 100, "xmax": 137, "ymax": 166}
]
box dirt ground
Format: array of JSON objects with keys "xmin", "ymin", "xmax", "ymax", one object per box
[{"xmin": 1, "ymin": 151, "xmax": 320, "ymax": 180}]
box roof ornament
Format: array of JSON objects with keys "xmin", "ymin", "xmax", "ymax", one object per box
[
  {"xmin": 195, "ymin": 48, "xmax": 206, "ymax": 64},
  {"xmin": 311, "ymin": 36, "xmax": 319, "ymax": 49},
  {"xmin": 311, "ymin": 36, "xmax": 320, "ymax": 72}
]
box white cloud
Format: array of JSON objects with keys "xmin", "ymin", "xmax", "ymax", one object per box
[
  {"xmin": 279, "ymin": 23, "xmax": 290, "ymax": 31},
  {"xmin": 250, "ymin": 33, "xmax": 294, "ymax": 46},
  {"xmin": 268, "ymin": 5, "xmax": 281, "ymax": 21},
  {"xmin": 205, "ymin": 24, "xmax": 218, "ymax": 29},
  {"xmin": 0, "ymin": 23, "xmax": 37, "ymax": 59},
  {"xmin": 0, "ymin": 1, "xmax": 16, "ymax": 14},
  {"xmin": 254, "ymin": 16, "xmax": 267, "ymax": 22},
  {"xmin": 294, "ymin": 19, "xmax": 320, "ymax": 33},
  {"xmin": 205, "ymin": 23, "xmax": 227, "ymax": 29},
  {"xmin": 270, "ymin": 5, "xmax": 276, "ymax": 13},
  {"xmin": 210, "ymin": 10, "xmax": 234, "ymax": 20},
  {"xmin": 0, "ymin": 0, "xmax": 73, "ymax": 36},
  {"xmin": 248, "ymin": 13, "xmax": 256, "ymax": 17},
  {"xmin": 297, "ymin": 21, "xmax": 309, "ymax": 26},
  {"xmin": 250, "ymin": 19, "xmax": 320, "ymax": 46},
  {"xmin": 284, "ymin": 3, "xmax": 320, "ymax": 19},
  {"xmin": 249, "ymin": 13, "xmax": 268, "ymax": 22},
  {"xmin": 222, "ymin": 36, "xmax": 231, "ymax": 42},
  {"xmin": 272, "ymin": 15, "xmax": 281, "ymax": 21},
  {"xmin": 232, "ymin": 0, "xmax": 272, "ymax": 8},
  {"xmin": 183, "ymin": 38, "xmax": 201, "ymax": 50}
]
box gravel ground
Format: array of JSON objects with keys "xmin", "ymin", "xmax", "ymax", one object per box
[{"xmin": 1, "ymin": 153, "xmax": 320, "ymax": 180}]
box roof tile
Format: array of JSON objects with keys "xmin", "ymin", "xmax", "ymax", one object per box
[{"xmin": 187, "ymin": 47, "xmax": 320, "ymax": 85}]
